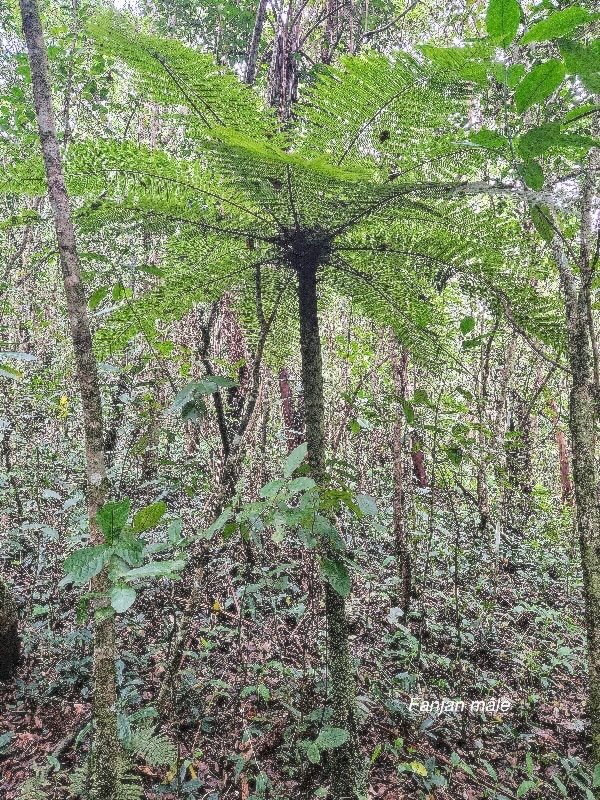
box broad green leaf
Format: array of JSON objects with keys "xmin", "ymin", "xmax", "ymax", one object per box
[
  {"xmin": 530, "ymin": 204, "xmax": 554, "ymax": 242},
  {"xmin": 133, "ymin": 501, "xmax": 167, "ymax": 532},
  {"xmin": 284, "ymin": 442, "xmax": 308, "ymax": 477},
  {"xmin": 287, "ymin": 476, "xmax": 316, "ymax": 494},
  {"xmin": 563, "ymin": 103, "xmax": 599, "ymax": 123},
  {"xmin": 259, "ymin": 479, "xmax": 286, "ymax": 498},
  {"xmin": 445, "ymin": 445, "xmax": 463, "ymax": 466},
  {"xmin": 486, "ymin": 0, "xmax": 521, "ymax": 45},
  {"xmin": 516, "ymin": 123, "xmax": 561, "ymax": 159},
  {"xmin": 202, "ymin": 508, "xmax": 233, "ymax": 538},
  {"xmin": 315, "ymin": 727, "xmax": 349, "ymax": 749},
  {"xmin": 122, "ymin": 559, "xmax": 186, "ymax": 581},
  {"xmin": 112, "ymin": 533, "xmax": 144, "ymax": 567},
  {"xmin": 560, "ymin": 40, "xmax": 600, "ymax": 88},
  {"xmin": 402, "ymin": 400, "xmax": 414, "ymax": 423},
  {"xmin": 167, "ymin": 519, "xmax": 183, "ymax": 542},
  {"xmin": 355, "ymin": 493, "xmax": 377, "ymax": 516},
  {"xmin": 306, "ymin": 742, "xmax": 321, "ymax": 763},
  {"xmin": 593, "ymin": 763, "xmax": 600, "ymax": 788},
  {"xmin": 469, "ymin": 129, "xmax": 509, "ymax": 149},
  {"xmin": 460, "ymin": 315, "xmax": 475, "ymax": 335},
  {"xmin": 514, "ymin": 60, "xmax": 565, "ymax": 114},
  {"xmin": 88, "ymin": 287, "xmax": 108, "ymax": 310},
  {"xmin": 521, "ymin": 160, "xmax": 544, "ymax": 190},
  {"xmin": 110, "ymin": 585, "xmax": 137, "ymax": 613},
  {"xmin": 97, "ymin": 499, "xmax": 131, "ymax": 541},
  {"xmin": 521, "ymin": 6, "xmax": 597, "ymax": 44},
  {"xmin": 0, "ymin": 364, "xmax": 23, "ymax": 380},
  {"xmin": 63, "ymin": 545, "xmax": 111, "ymax": 585},
  {"xmin": 320, "ymin": 558, "xmax": 351, "ymax": 597}
]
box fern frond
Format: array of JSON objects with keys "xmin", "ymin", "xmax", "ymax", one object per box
[
  {"xmin": 128, "ymin": 723, "xmax": 176, "ymax": 767},
  {"xmin": 86, "ymin": 11, "xmax": 279, "ymax": 144}
]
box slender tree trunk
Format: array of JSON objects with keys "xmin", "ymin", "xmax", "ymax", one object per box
[
  {"xmin": 0, "ymin": 579, "xmax": 20, "ymax": 681},
  {"xmin": 244, "ymin": 0, "xmax": 268, "ymax": 85},
  {"xmin": 18, "ymin": 1, "xmax": 119, "ymax": 795},
  {"xmin": 553, "ymin": 201, "xmax": 600, "ymax": 762},
  {"xmin": 548, "ymin": 397, "xmax": 573, "ymax": 504},
  {"xmin": 410, "ymin": 432, "xmax": 428, "ymax": 488},
  {"xmin": 268, "ymin": 11, "xmax": 300, "ymax": 122},
  {"xmin": 279, "ymin": 367, "xmax": 302, "ymax": 453},
  {"xmin": 391, "ymin": 343, "xmax": 411, "ymax": 615},
  {"xmin": 296, "ymin": 255, "xmax": 364, "ymax": 799}
]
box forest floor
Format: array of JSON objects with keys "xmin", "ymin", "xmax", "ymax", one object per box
[{"xmin": 0, "ymin": 507, "xmax": 592, "ymax": 800}]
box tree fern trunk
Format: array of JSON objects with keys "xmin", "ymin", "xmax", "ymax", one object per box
[
  {"xmin": 18, "ymin": 1, "xmax": 120, "ymax": 796},
  {"xmin": 296, "ymin": 257, "xmax": 364, "ymax": 799}
]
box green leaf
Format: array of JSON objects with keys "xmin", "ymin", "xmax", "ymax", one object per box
[
  {"xmin": 355, "ymin": 493, "xmax": 377, "ymax": 516},
  {"xmin": 563, "ymin": 103, "xmax": 599, "ymax": 124},
  {"xmin": 287, "ymin": 476, "xmax": 316, "ymax": 494},
  {"xmin": 402, "ymin": 400, "xmax": 414, "ymax": 423},
  {"xmin": 0, "ymin": 364, "xmax": 23, "ymax": 380},
  {"xmin": 284, "ymin": 442, "xmax": 308, "ymax": 477},
  {"xmin": 445, "ymin": 445, "xmax": 463, "ymax": 465},
  {"xmin": 112, "ymin": 533, "xmax": 144, "ymax": 569},
  {"xmin": 486, "ymin": 0, "xmax": 521, "ymax": 45},
  {"xmin": 122, "ymin": 559, "xmax": 186, "ymax": 581},
  {"xmin": 521, "ymin": 7, "xmax": 597, "ymax": 44},
  {"xmin": 320, "ymin": 558, "xmax": 351, "ymax": 597},
  {"xmin": 63, "ymin": 545, "xmax": 111, "ymax": 585},
  {"xmin": 514, "ymin": 60, "xmax": 565, "ymax": 114},
  {"xmin": 259, "ymin": 479, "xmax": 286, "ymax": 498},
  {"xmin": 110, "ymin": 585, "xmax": 137, "ymax": 613},
  {"xmin": 560, "ymin": 40, "xmax": 600, "ymax": 81},
  {"xmin": 516, "ymin": 779, "xmax": 536, "ymax": 797},
  {"xmin": 530, "ymin": 204, "xmax": 554, "ymax": 242},
  {"xmin": 133, "ymin": 501, "xmax": 166, "ymax": 532},
  {"xmin": 516, "ymin": 123, "xmax": 561, "ymax": 159},
  {"xmin": 469, "ymin": 128, "xmax": 509, "ymax": 149},
  {"xmin": 521, "ymin": 160, "xmax": 544, "ymax": 190},
  {"xmin": 0, "ymin": 351, "xmax": 38, "ymax": 362},
  {"xmin": 306, "ymin": 742, "xmax": 321, "ymax": 763},
  {"xmin": 460, "ymin": 315, "xmax": 475, "ymax": 335},
  {"xmin": 97, "ymin": 500, "xmax": 131, "ymax": 541},
  {"xmin": 593, "ymin": 763, "xmax": 600, "ymax": 788},
  {"xmin": 88, "ymin": 286, "xmax": 108, "ymax": 310},
  {"xmin": 202, "ymin": 508, "xmax": 232, "ymax": 538},
  {"xmin": 315, "ymin": 727, "xmax": 349, "ymax": 749}
]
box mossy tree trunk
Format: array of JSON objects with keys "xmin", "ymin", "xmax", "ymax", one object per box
[
  {"xmin": 552, "ymin": 139, "xmax": 600, "ymax": 763},
  {"xmin": 556, "ymin": 251, "xmax": 600, "ymax": 763},
  {"xmin": 0, "ymin": 579, "xmax": 19, "ymax": 681},
  {"xmin": 296, "ymin": 253, "xmax": 364, "ymax": 799},
  {"xmin": 19, "ymin": 1, "xmax": 120, "ymax": 796}
]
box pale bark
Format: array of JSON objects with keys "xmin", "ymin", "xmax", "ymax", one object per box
[
  {"xmin": 244, "ymin": 0, "xmax": 268, "ymax": 85},
  {"xmin": 548, "ymin": 397, "xmax": 573, "ymax": 505},
  {"xmin": 18, "ymin": 0, "xmax": 119, "ymax": 795},
  {"xmin": 551, "ymin": 138, "xmax": 600, "ymax": 760},
  {"xmin": 391, "ymin": 343, "xmax": 411, "ymax": 614}
]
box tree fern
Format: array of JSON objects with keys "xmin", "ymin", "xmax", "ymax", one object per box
[{"xmin": 2, "ymin": 10, "xmax": 564, "ymax": 366}]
